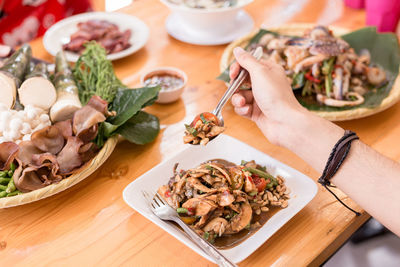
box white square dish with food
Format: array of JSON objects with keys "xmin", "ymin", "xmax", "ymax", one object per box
[{"xmin": 123, "ymin": 134, "xmax": 318, "ymax": 263}]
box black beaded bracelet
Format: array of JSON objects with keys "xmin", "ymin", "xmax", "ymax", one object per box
[{"xmin": 318, "ymin": 130, "xmax": 361, "ymax": 216}]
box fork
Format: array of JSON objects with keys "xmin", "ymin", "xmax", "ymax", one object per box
[{"xmin": 142, "ymin": 190, "xmax": 238, "ymax": 267}]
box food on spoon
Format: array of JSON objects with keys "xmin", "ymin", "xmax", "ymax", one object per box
[
  {"xmin": 243, "ymin": 26, "xmax": 387, "ymax": 107},
  {"xmin": 158, "ymin": 159, "xmax": 289, "ymax": 247},
  {"xmin": 0, "ymin": 44, "xmax": 32, "ymax": 108},
  {"xmin": 18, "ymin": 62, "xmax": 56, "ymax": 110},
  {"xmin": 183, "ymin": 112, "xmax": 225, "ymax": 145},
  {"xmin": 168, "ymin": 0, "xmax": 238, "ymax": 9},
  {"xmin": 50, "ymin": 50, "xmax": 82, "ymax": 122},
  {"xmin": 63, "ymin": 20, "xmax": 131, "ymax": 55}
]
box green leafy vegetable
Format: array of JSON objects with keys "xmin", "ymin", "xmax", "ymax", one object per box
[
  {"xmin": 292, "ymin": 71, "xmax": 306, "ymax": 89},
  {"xmin": 73, "ymin": 42, "xmax": 161, "ymax": 148},
  {"xmin": 185, "ymin": 124, "xmax": 198, "ymax": 137},
  {"xmin": 205, "ymin": 165, "xmax": 213, "ymax": 171},
  {"xmin": 116, "ymin": 111, "xmax": 160, "ymax": 145},
  {"xmin": 73, "ymin": 41, "xmax": 125, "ymax": 105},
  {"xmin": 200, "ymin": 113, "xmax": 209, "ymax": 124},
  {"xmin": 107, "ymin": 86, "xmax": 161, "ymax": 128},
  {"xmin": 203, "ymin": 231, "xmax": 210, "ymax": 240}
]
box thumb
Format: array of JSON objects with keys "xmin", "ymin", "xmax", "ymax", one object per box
[{"xmin": 233, "ymin": 47, "xmax": 260, "ymax": 73}]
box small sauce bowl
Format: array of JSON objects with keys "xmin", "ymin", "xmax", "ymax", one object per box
[{"xmin": 140, "ymin": 67, "xmax": 187, "ymax": 104}]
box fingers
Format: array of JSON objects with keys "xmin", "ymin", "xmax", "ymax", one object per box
[
  {"xmin": 229, "ymin": 62, "xmax": 240, "ymax": 81},
  {"xmin": 234, "ymin": 105, "xmax": 252, "ymax": 118},
  {"xmin": 233, "ymin": 47, "xmax": 261, "ymax": 73},
  {"xmin": 231, "ymin": 91, "xmax": 253, "ymax": 107}
]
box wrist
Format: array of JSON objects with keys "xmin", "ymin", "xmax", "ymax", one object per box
[{"xmin": 263, "ymin": 107, "xmax": 345, "ymax": 173}]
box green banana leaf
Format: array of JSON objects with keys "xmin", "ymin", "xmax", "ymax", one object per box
[{"xmin": 217, "ymin": 27, "xmax": 400, "ymax": 112}]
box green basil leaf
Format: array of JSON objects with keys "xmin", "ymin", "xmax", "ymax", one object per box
[
  {"xmin": 116, "ymin": 111, "xmax": 160, "ymax": 145},
  {"xmin": 108, "ymin": 86, "xmax": 161, "ymax": 127}
]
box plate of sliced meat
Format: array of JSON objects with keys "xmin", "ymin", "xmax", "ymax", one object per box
[{"xmin": 43, "ymin": 12, "xmax": 149, "ymax": 62}]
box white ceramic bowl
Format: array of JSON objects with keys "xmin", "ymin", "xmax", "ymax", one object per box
[
  {"xmin": 160, "ymin": 0, "xmax": 254, "ymax": 44},
  {"xmin": 141, "ymin": 67, "xmax": 187, "ymax": 104}
]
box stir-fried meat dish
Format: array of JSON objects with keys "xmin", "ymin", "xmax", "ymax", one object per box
[
  {"xmin": 168, "ymin": 0, "xmax": 237, "ymax": 9},
  {"xmin": 248, "ymin": 25, "xmax": 387, "ymax": 107},
  {"xmin": 184, "ymin": 112, "xmax": 225, "ymax": 145},
  {"xmin": 63, "ymin": 20, "xmax": 131, "ymax": 55},
  {"xmin": 158, "ymin": 159, "xmax": 290, "ymax": 247}
]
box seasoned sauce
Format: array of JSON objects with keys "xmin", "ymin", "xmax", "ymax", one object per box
[
  {"xmin": 214, "ymin": 207, "xmax": 280, "ymax": 249},
  {"xmin": 144, "ymin": 74, "xmax": 184, "ymax": 91}
]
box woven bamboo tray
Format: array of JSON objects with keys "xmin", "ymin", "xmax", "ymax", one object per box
[{"xmin": 0, "ymin": 136, "xmax": 118, "ymax": 208}]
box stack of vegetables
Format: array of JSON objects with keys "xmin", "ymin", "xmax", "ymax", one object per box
[{"xmin": 0, "ymin": 42, "xmax": 161, "ymax": 197}]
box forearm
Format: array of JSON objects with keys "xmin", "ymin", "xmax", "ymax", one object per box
[{"xmin": 267, "ymin": 109, "xmax": 400, "ymax": 236}]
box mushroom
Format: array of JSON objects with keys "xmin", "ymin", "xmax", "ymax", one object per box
[
  {"xmin": 203, "ymin": 217, "xmax": 229, "ymax": 237},
  {"xmin": 226, "ymin": 202, "xmax": 252, "ymax": 233},
  {"xmin": 218, "ymin": 190, "xmax": 235, "ymax": 206},
  {"xmin": 187, "ymin": 177, "xmax": 213, "ymax": 193}
]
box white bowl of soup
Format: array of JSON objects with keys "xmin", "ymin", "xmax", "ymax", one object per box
[
  {"xmin": 160, "ymin": 0, "xmax": 253, "ymax": 40},
  {"xmin": 141, "ymin": 67, "xmax": 187, "ymax": 104}
]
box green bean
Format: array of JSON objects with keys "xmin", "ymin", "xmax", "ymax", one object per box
[
  {"xmin": 6, "ymin": 178, "xmax": 16, "ymax": 193},
  {"xmin": 6, "ymin": 190, "xmax": 20, "ymax": 197},
  {"xmin": 0, "ymin": 185, "xmax": 7, "ymax": 191},
  {"xmin": 0, "ymin": 177, "xmax": 10, "ymax": 185},
  {"xmin": 0, "ymin": 191, "xmax": 6, "ymax": 198},
  {"xmin": 0, "ymin": 171, "xmax": 7, "ymax": 178},
  {"xmin": 7, "ymin": 170, "xmax": 13, "ymax": 177},
  {"xmin": 243, "ymin": 167, "xmax": 279, "ymax": 187},
  {"xmin": 176, "ymin": 207, "xmax": 188, "ymax": 214},
  {"xmin": 10, "ymin": 162, "xmax": 16, "ymax": 172}
]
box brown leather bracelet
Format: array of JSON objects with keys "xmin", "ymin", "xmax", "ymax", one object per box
[{"xmin": 318, "ymin": 130, "xmax": 361, "ymax": 216}]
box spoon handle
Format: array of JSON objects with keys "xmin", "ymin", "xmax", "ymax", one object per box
[{"xmin": 213, "ymin": 47, "xmax": 263, "ymax": 117}]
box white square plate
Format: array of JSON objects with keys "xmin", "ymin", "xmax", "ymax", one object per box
[{"xmin": 123, "ymin": 134, "xmax": 318, "ymax": 263}]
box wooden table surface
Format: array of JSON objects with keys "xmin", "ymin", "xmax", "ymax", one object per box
[{"xmin": 3, "ymin": 0, "xmax": 396, "ymax": 266}]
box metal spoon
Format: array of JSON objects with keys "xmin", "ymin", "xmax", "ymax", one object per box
[
  {"xmin": 212, "ymin": 46, "xmax": 264, "ymax": 127},
  {"xmin": 186, "ymin": 47, "xmax": 263, "ymax": 145}
]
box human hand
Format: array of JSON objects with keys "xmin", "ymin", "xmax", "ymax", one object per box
[{"xmin": 229, "ymin": 47, "xmax": 306, "ymax": 145}]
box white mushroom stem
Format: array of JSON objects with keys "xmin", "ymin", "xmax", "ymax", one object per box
[
  {"xmin": 18, "ymin": 78, "xmax": 56, "ymax": 110},
  {"xmin": 317, "ymin": 92, "xmax": 364, "ymax": 107}
]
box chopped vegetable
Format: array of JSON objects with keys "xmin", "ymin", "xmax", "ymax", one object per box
[
  {"xmin": 291, "ymin": 71, "xmax": 305, "ymax": 89},
  {"xmin": 203, "ymin": 231, "xmax": 210, "ymax": 240},
  {"xmin": 18, "ymin": 62, "xmax": 56, "ymax": 110},
  {"xmin": 190, "ymin": 112, "xmax": 219, "ymax": 127},
  {"xmin": 185, "ymin": 124, "xmax": 198, "ymax": 137},
  {"xmin": 252, "ymin": 175, "xmax": 267, "ymax": 192},
  {"xmin": 0, "ymin": 44, "xmax": 32, "ymax": 108},
  {"xmin": 180, "ymin": 216, "xmax": 196, "ymax": 224},
  {"xmin": 49, "ymin": 50, "xmax": 82, "ymax": 122},
  {"xmin": 243, "ymin": 167, "xmax": 278, "ymax": 187},
  {"xmin": 176, "ymin": 207, "xmax": 188, "ymax": 214}
]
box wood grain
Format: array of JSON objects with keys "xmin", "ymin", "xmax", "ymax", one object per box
[{"xmin": 0, "ymin": 0, "xmax": 386, "ymax": 266}]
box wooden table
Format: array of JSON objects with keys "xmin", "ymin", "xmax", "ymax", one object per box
[{"xmin": 3, "ymin": 0, "xmax": 395, "ymax": 265}]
